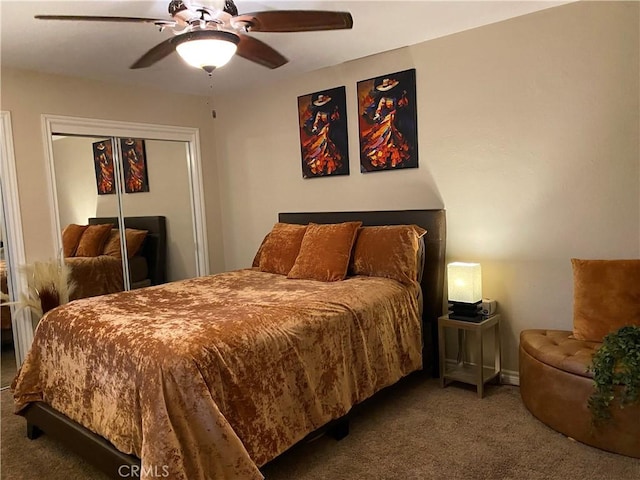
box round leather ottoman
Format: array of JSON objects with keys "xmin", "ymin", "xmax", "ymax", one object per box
[{"xmin": 519, "ymin": 329, "xmax": 640, "ymax": 458}]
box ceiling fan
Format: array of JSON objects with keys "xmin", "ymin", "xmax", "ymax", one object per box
[{"xmin": 35, "ymin": 0, "xmax": 353, "ymax": 73}]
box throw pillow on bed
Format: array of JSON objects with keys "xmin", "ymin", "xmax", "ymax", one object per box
[
  {"xmin": 571, "ymin": 258, "xmax": 640, "ymax": 342},
  {"xmin": 259, "ymin": 223, "xmax": 308, "ymax": 275},
  {"xmin": 61, "ymin": 224, "xmax": 88, "ymax": 257},
  {"xmin": 75, "ymin": 224, "xmax": 113, "ymax": 257},
  {"xmin": 252, "ymin": 233, "xmax": 270, "ymax": 268},
  {"xmin": 288, "ymin": 221, "xmax": 362, "ymax": 282},
  {"xmin": 350, "ymin": 225, "xmax": 426, "ymax": 285}
]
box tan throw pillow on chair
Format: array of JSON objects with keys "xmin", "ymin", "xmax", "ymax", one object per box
[{"xmin": 572, "ymin": 258, "xmax": 640, "ymax": 342}]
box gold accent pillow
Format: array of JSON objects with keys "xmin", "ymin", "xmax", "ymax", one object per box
[
  {"xmin": 252, "ymin": 233, "xmax": 270, "ymax": 268},
  {"xmin": 258, "ymin": 223, "xmax": 308, "ymax": 275},
  {"xmin": 572, "ymin": 258, "xmax": 640, "ymax": 342},
  {"xmin": 61, "ymin": 224, "xmax": 88, "ymax": 257},
  {"xmin": 75, "ymin": 224, "xmax": 113, "ymax": 257},
  {"xmin": 350, "ymin": 225, "xmax": 426, "ymax": 284},
  {"xmin": 288, "ymin": 221, "xmax": 362, "ymax": 282},
  {"xmin": 103, "ymin": 228, "xmax": 148, "ymax": 259}
]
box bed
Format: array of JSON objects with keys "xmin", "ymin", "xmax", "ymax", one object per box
[
  {"xmin": 13, "ymin": 209, "xmax": 446, "ymax": 479},
  {"xmin": 65, "ymin": 216, "xmax": 167, "ymax": 300}
]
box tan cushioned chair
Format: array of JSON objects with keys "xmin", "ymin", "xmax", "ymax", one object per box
[{"xmin": 519, "ymin": 329, "xmax": 640, "ymax": 458}]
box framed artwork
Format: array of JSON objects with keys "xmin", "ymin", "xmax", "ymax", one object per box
[
  {"xmin": 120, "ymin": 138, "xmax": 149, "ymax": 193},
  {"xmin": 297, "ymin": 86, "xmax": 349, "ymax": 178},
  {"xmin": 92, "ymin": 140, "xmax": 116, "ymax": 195},
  {"xmin": 357, "ymin": 68, "xmax": 418, "ymax": 172}
]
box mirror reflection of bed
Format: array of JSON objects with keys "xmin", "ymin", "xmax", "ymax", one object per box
[
  {"xmin": 51, "ymin": 134, "xmax": 201, "ymax": 302},
  {"xmin": 62, "ymin": 216, "xmax": 167, "ymax": 301}
]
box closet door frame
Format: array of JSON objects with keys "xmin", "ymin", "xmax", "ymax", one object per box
[
  {"xmin": 42, "ymin": 114, "xmax": 210, "ymax": 280},
  {"xmin": 1, "ymin": 111, "xmax": 31, "ymax": 365}
]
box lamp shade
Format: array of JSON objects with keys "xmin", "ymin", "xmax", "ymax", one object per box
[
  {"xmin": 175, "ymin": 31, "xmax": 239, "ymax": 72},
  {"xmin": 447, "ymin": 262, "xmax": 482, "ymax": 303}
]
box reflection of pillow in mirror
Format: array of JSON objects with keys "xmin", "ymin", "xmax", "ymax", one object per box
[
  {"xmin": 103, "ymin": 229, "xmax": 120, "ymax": 257},
  {"xmin": 75, "ymin": 224, "xmax": 113, "ymax": 257},
  {"xmin": 102, "ymin": 228, "xmax": 148, "ymax": 259},
  {"xmin": 125, "ymin": 229, "xmax": 148, "ymax": 258},
  {"xmin": 62, "ymin": 224, "xmax": 88, "ymax": 257}
]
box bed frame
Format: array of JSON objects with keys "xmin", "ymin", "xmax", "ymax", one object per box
[{"xmin": 22, "ymin": 209, "xmax": 446, "ymax": 479}]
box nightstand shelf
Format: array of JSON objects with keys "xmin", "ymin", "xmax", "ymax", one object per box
[
  {"xmin": 438, "ymin": 314, "xmax": 501, "ymax": 398},
  {"xmin": 443, "ymin": 364, "xmax": 500, "ymax": 385}
]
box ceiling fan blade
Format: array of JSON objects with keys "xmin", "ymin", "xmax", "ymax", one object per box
[
  {"xmin": 236, "ymin": 34, "xmax": 287, "ymax": 69},
  {"xmin": 130, "ymin": 37, "xmax": 177, "ymax": 69},
  {"xmin": 234, "ymin": 10, "xmax": 353, "ymax": 33},
  {"xmin": 35, "ymin": 15, "xmax": 175, "ymax": 26}
]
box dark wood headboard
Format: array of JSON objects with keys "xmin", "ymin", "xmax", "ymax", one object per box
[
  {"xmin": 88, "ymin": 216, "xmax": 167, "ymax": 286},
  {"xmin": 279, "ymin": 209, "xmax": 446, "ymax": 376}
]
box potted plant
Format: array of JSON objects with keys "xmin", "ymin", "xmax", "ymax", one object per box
[{"xmin": 588, "ymin": 325, "xmax": 640, "ymax": 423}]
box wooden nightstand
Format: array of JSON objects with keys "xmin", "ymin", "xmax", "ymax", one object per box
[{"xmin": 438, "ymin": 314, "xmax": 502, "ymax": 398}]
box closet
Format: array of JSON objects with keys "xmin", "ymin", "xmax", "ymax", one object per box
[{"xmin": 45, "ymin": 116, "xmax": 209, "ymax": 300}]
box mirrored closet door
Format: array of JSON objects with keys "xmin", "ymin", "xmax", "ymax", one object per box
[
  {"xmin": 0, "ymin": 110, "xmax": 28, "ymax": 373},
  {"xmin": 118, "ymin": 138, "xmax": 197, "ymax": 284},
  {"xmin": 48, "ymin": 120, "xmax": 206, "ymax": 303},
  {"xmin": 52, "ymin": 135, "xmax": 125, "ymax": 300},
  {"xmin": 0, "ymin": 182, "xmax": 17, "ymax": 387}
]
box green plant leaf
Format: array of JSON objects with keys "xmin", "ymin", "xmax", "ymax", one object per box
[{"xmin": 589, "ymin": 325, "xmax": 640, "ymax": 423}]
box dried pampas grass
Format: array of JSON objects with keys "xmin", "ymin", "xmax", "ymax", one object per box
[{"xmin": 6, "ymin": 260, "xmax": 76, "ymax": 318}]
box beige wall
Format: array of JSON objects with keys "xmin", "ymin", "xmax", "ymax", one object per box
[
  {"xmin": 0, "ymin": 68, "xmax": 224, "ymax": 274},
  {"xmin": 211, "ymin": 1, "xmax": 640, "ymax": 373},
  {"xmin": 52, "ymin": 136, "xmax": 197, "ymax": 282}
]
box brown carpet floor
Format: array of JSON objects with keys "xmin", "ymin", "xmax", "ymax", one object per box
[{"xmin": 1, "ymin": 375, "xmax": 638, "ymax": 479}]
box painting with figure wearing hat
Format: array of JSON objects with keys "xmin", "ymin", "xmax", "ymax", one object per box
[
  {"xmin": 297, "ymin": 86, "xmax": 349, "ymax": 178},
  {"xmin": 357, "ymin": 68, "xmax": 418, "ymax": 172},
  {"xmin": 120, "ymin": 138, "xmax": 150, "ymax": 193},
  {"xmin": 92, "ymin": 139, "xmax": 116, "ymax": 195}
]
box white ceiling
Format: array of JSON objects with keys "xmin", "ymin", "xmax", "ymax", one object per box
[{"xmin": 1, "ymin": 1, "xmax": 570, "ymax": 96}]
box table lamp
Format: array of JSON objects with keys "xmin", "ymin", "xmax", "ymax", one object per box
[{"xmin": 447, "ymin": 262, "xmax": 483, "ymax": 322}]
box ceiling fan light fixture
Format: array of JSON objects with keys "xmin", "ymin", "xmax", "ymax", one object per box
[{"xmin": 175, "ymin": 31, "xmax": 240, "ymax": 72}]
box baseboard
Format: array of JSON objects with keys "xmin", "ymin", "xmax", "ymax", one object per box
[
  {"xmin": 500, "ymin": 368, "xmax": 520, "ymax": 386},
  {"xmin": 444, "ymin": 359, "xmax": 520, "ymax": 386}
]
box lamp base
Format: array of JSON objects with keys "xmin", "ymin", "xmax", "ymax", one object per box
[{"xmin": 448, "ymin": 301, "xmax": 483, "ymax": 322}]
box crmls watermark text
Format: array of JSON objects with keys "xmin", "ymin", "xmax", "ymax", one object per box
[{"xmin": 118, "ymin": 465, "xmax": 170, "ymax": 478}]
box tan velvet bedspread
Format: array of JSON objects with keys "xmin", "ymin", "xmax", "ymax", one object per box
[
  {"xmin": 13, "ymin": 269, "xmax": 422, "ymax": 480},
  {"xmin": 65, "ymin": 255, "xmax": 124, "ymax": 300}
]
